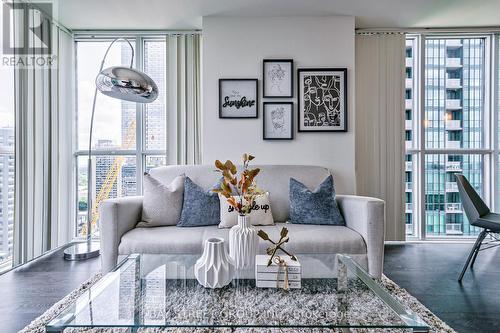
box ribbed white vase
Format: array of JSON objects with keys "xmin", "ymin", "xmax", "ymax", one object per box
[
  {"xmin": 229, "ymin": 215, "xmax": 258, "ymax": 270},
  {"xmin": 194, "ymin": 237, "xmax": 235, "ymax": 288}
]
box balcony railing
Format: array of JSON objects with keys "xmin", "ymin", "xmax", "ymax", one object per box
[
  {"xmin": 405, "ymin": 120, "xmax": 412, "ymax": 130},
  {"xmin": 405, "ymin": 182, "xmax": 412, "ymax": 192},
  {"xmin": 445, "ymin": 182, "xmax": 459, "ymax": 192},
  {"xmin": 445, "ymin": 119, "xmax": 462, "ymax": 130},
  {"xmin": 405, "ymin": 223, "xmax": 414, "ymax": 235},
  {"xmin": 446, "ymin": 223, "xmax": 463, "ymax": 235},
  {"xmin": 446, "ymin": 39, "xmax": 462, "ymax": 48},
  {"xmin": 445, "ymin": 161, "xmax": 462, "ymax": 172},
  {"xmin": 446, "ymin": 78, "xmax": 462, "ymax": 89},
  {"xmin": 445, "ymin": 99, "xmax": 462, "ymax": 110},
  {"xmin": 405, "ymin": 161, "xmax": 413, "ymax": 172},
  {"xmin": 445, "ymin": 140, "xmax": 461, "ymax": 149},
  {"xmin": 445, "ymin": 203, "xmax": 462, "ymax": 213},
  {"xmin": 405, "ymin": 99, "xmax": 412, "ymax": 110},
  {"xmin": 405, "ymin": 203, "xmax": 413, "ymax": 213},
  {"xmin": 446, "ymin": 58, "xmax": 462, "ymax": 68},
  {"xmin": 405, "ymin": 78, "xmax": 412, "ymax": 89}
]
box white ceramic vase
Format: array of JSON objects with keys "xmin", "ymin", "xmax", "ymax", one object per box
[
  {"xmin": 194, "ymin": 237, "xmax": 235, "ymax": 288},
  {"xmin": 229, "ymin": 215, "xmax": 259, "ymax": 270}
]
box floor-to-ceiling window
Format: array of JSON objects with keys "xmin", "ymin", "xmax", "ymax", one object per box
[
  {"xmin": 0, "ymin": 65, "xmax": 14, "ymax": 271},
  {"xmin": 406, "ymin": 35, "xmax": 492, "ymax": 239},
  {"xmin": 75, "ymin": 36, "xmax": 167, "ymax": 238}
]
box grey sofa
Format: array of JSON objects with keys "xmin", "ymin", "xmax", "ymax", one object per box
[{"xmin": 100, "ymin": 165, "xmax": 385, "ymax": 278}]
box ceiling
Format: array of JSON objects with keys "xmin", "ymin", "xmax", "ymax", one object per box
[{"xmin": 57, "ymin": 0, "xmax": 500, "ymax": 30}]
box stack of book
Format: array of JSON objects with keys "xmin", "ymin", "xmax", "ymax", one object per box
[{"xmin": 255, "ymin": 255, "xmax": 301, "ymax": 289}]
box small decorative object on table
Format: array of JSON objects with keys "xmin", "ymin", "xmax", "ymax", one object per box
[
  {"xmin": 256, "ymin": 227, "xmax": 301, "ymax": 290},
  {"xmin": 194, "ymin": 237, "xmax": 235, "ymax": 288},
  {"xmin": 255, "ymin": 254, "xmax": 301, "ymax": 289},
  {"xmin": 212, "ymin": 153, "xmax": 263, "ymax": 270}
]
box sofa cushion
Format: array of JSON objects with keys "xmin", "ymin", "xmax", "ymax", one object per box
[
  {"xmin": 290, "ymin": 175, "xmax": 345, "ymax": 226},
  {"xmin": 177, "ymin": 177, "xmax": 220, "ymax": 227},
  {"xmin": 118, "ymin": 223, "xmax": 366, "ymax": 255},
  {"xmin": 138, "ymin": 174, "xmax": 184, "ymax": 227},
  {"xmin": 218, "ymin": 193, "xmax": 274, "ymax": 228}
]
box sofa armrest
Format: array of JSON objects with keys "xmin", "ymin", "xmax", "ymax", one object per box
[
  {"xmin": 336, "ymin": 195, "xmax": 385, "ymax": 278},
  {"xmin": 99, "ymin": 196, "xmax": 143, "ymax": 273}
]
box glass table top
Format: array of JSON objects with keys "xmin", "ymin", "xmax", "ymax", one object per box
[{"xmin": 46, "ymin": 253, "xmax": 429, "ymax": 332}]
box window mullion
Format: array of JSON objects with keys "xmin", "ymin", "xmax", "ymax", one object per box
[
  {"xmin": 418, "ymin": 34, "xmax": 427, "ymax": 240},
  {"xmin": 492, "ymin": 34, "xmax": 499, "ymax": 211},
  {"xmin": 136, "ymin": 37, "xmax": 144, "ymax": 195}
]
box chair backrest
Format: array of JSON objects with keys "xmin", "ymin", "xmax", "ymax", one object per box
[{"xmin": 455, "ymin": 174, "xmax": 490, "ymax": 226}]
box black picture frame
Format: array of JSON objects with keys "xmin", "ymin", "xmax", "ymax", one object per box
[
  {"xmin": 219, "ymin": 79, "xmax": 258, "ymax": 119},
  {"xmin": 263, "ymin": 102, "xmax": 294, "ymax": 140},
  {"xmin": 263, "ymin": 59, "xmax": 293, "ymax": 98},
  {"xmin": 297, "ymin": 68, "xmax": 348, "ymax": 132}
]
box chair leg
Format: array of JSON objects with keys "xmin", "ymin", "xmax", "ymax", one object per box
[
  {"xmin": 470, "ymin": 231, "xmax": 488, "ymax": 268},
  {"xmin": 458, "ymin": 229, "xmax": 487, "ymax": 282}
]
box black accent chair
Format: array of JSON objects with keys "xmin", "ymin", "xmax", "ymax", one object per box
[{"xmin": 455, "ymin": 174, "xmax": 500, "ymax": 282}]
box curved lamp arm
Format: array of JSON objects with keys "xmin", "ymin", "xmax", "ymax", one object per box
[
  {"xmin": 88, "ymin": 38, "xmax": 134, "ymax": 157},
  {"xmin": 86, "ymin": 38, "xmax": 134, "ymax": 240}
]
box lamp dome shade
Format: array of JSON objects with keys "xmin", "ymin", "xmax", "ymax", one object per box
[{"xmin": 96, "ymin": 66, "xmax": 158, "ymax": 103}]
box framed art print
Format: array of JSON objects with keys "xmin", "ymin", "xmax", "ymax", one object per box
[
  {"xmin": 219, "ymin": 79, "xmax": 258, "ymax": 118},
  {"xmin": 263, "ymin": 102, "xmax": 293, "ymax": 140},
  {"xmin": 263, "ymin": 59, "xmax": 293, "ymax": 98},
  {"xmin": 297, "ymin": 68, "xmax": 347, "ymax": 132}
]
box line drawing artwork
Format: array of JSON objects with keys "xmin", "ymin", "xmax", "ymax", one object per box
[
  {"xmin": 268, "ymin": 64, "xmax": 287, "ymax": 94},
  {"xmin": 302, "ymin": 75, "xmax": 341, "ymax": 127},
  {"xmin": 269, "ymin": 106, "xmax": 287, "ymax": 135}
]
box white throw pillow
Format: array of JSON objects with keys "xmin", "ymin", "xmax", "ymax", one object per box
[
  {"xmin": 137, "ymin": 174, "xmax": 184, "ymax": 227},
  {"xmin": 218, "ymin": 193, "xmax": 274, "ymax": 228}
]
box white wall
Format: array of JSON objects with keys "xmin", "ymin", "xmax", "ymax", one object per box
[{"xmin": 202, "ymin": 16, "xmax": 356, "ymax": 194}]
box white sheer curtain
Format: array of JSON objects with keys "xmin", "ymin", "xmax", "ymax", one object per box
[
  {"xmin": 355, "ymin": 33, "xmax": 406, "ymax": 241},
  {"xmin": 166, "ymin": 34, "xmax": 202, "ymax": 165},
  {"xmin": 13, "ymin": 10, "xmax": 74, "ymax": 264}
]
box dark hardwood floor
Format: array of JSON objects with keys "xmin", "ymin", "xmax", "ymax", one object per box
[
  {"xmin": 384, "ymin": 242, "xmax": 500, "ymax": 333},
  {"xmin": 0, "ymin": 246, "xmax": 101, "ymax": 333},
  {"xmin": 0, "ymin": 243, "xmax": 499, "ymax": 332}
]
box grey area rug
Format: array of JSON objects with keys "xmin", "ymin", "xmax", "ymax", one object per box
[{"xmin": 18, "ymin": 274, "xmax": 455, "ymax": 333}]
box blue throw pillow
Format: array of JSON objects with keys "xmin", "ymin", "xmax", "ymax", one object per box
[
  {"xmin": 177, "ymin": 177, "xmax": 220, "ymax": 227},
  {"xmin": 289, "ymin": 175, "xmax": 345, "ymax": 225}
]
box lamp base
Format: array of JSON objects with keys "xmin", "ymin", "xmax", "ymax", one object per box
[{"xmin": 64, "ymin": 241, "xmax": 100, "ymax": 261}]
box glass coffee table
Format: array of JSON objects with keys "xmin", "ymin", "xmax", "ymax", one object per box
[{"xmin": 46, "ymin": 253, "xmax": 429, "ymax": 332}]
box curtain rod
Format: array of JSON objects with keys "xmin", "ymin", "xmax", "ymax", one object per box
[
  {"xmin": 73, "ymin": 29, "xmax": 202, "ymax": 37},
  {"xmin": 356, "ymin": 27, "xmax": 500, "ymax": 34}
]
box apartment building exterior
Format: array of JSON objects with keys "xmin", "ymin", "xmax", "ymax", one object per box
[{"xmin": 405, "ymin": 37, "xmax": 484, "ymax": 237}]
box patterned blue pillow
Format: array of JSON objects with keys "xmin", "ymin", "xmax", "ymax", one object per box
[
  {"xmin": 289, "ymin": 175, "xmax": 345, "ymax": 225},
  {"xmin": 177, "ymin": 177, "xmax": 220, "ymax": 227}
]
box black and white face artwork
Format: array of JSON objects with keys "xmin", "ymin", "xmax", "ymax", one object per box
[
  {"xmin": 303, "ymin": 75, "xmax": 340, "ymax": 126},
  {"xmin": 298, "ymin": 69, "xmax": 347, "ymax": 132}
]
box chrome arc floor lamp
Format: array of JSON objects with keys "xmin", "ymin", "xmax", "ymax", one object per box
[{"xmin": 64, "ymin": 38, "xmax": 158, "ymax": 260}]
